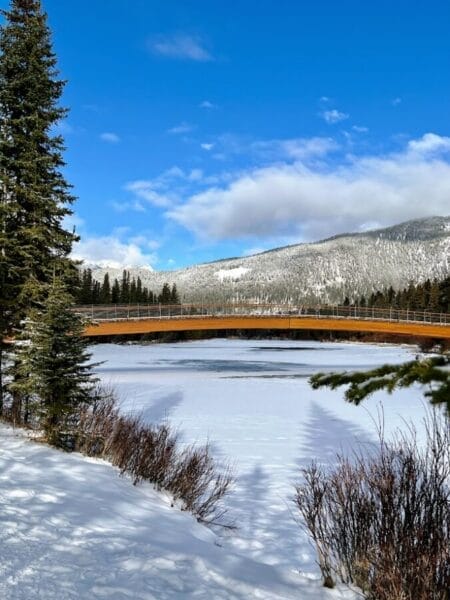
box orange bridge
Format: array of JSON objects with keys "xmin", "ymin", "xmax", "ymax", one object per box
[{"xmin": 77, "ymin": 304, "xmax": 450, "ymax": 340}]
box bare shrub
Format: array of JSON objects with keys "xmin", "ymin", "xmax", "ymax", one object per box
[
  {"xmin": 167, "ymin": 443, "xmax": 234, "ymax": 523},
  {"xmin": 295, "ymin": 412, "xmax": 450, "ymax": 599},
  {"xmin": 127, "ymin": 423, "xmax": 178, "ymax": 489},
  {"xmin": 75, "ymin": 389, "xmax": 233, "ymax": 523},
  {"xmin": 76, "ymin": 389, "xmax": 119, "ymax": 456}
]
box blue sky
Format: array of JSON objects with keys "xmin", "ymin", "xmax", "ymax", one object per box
[{"xmin": 3, "ymin": 0, "xmax": 450, "ymax": 269}]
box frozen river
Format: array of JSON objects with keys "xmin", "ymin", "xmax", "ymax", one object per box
[{"xmin": 92, "ymin": 339, "xmax": 425, "ymax": 581}]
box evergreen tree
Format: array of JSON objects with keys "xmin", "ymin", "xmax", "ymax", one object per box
[
  {"xmin": 9, "ymin": 279, "xmax": 97, "ymax": 445},
  {"xmin": 129, "ymin": 277, "xmax": 137, "ymax": 303},
  {"xmin": 79, "ymin": 268, "xmax": 93, "ymax": 304},
  {"xmin": 363, "ymin": 277, "xmax": 450, "ymax": 313},
  {"xmin": 120, "ymin": 270, "xmax": 130, "ymax": 303},
  {"xmin": 311, "ymin": 353, "xmax": 450, "ymax": 414},
  {"xmin": 159, "ymin": 282, "xmax": 171, "ymax": 304},
  {"xmin": 0, "ymin": 0, "xmax": 77, "ymax": 405},
  {"xmin": 91, "ymin": 279, "xmax": 101, "ymax": 304},
  {"xmin": 111, "ymin": 278, "xmax": 120, "ymax": 304},
  {"xmin": 170, "ymin": 283, "xmax": 180, "ymax": 304},
  {"xmin": 386, "ymin": 286, "xmax": 395, "ymax": 305},
  {"xmin": 136, "ymin": 276, "xmax": 143, "ymax": 302},
  {"xmin": 99, "ymin": 273, "xmax": 111, "ymax": 304},
  {"xmin": 439, "ymin": 277, "xmax": 450, "ymax": 312}
]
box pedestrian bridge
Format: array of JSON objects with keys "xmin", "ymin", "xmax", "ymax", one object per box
[{"xmin": 77, "ymin": 303, "xmax": 450, "ymax": 340}]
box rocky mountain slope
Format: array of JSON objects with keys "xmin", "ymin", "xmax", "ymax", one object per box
[{"xmin": 90, "ymin": 216, "xmax": 450, "ymax": 305}]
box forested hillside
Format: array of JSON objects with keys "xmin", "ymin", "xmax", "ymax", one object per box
[
  {"xmin": 74, "ymin": 269, "xmax": 179, "ymax": 305},
  {"xmin": 354, "ymin": 276, "xmax": 449, "ymax": 313},
  {"xmin": 89, "ymin": 216, "xmax": 450, "ymax": 305}
]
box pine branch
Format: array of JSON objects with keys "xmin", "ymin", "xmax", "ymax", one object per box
[{"xmin": 310, "ymin": 354, "xmax": 450, "ymax": 413}]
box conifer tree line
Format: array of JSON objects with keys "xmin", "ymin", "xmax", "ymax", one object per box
[
  {"xmin": 348, "ymin": 276, "xmax": 449, "ymax": 313},
  {"xmin": 0, "ymin": 0, "xmax": 96, "ymax": 442},
  {"xmin": 75, "ymin": 268, "xmax": 180, "ymax": 305}
]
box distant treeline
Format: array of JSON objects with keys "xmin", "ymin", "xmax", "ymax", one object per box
[
  {"xmin": 75, "ymin": 269, "xmax": 180, "ymax": 305},
  {"xmin": 349, "ymin": 276, "xmax": 449, "ymax": 313}
]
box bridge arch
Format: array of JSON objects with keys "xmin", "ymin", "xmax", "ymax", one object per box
[{"xmin": 79, "ymin": 304, "xmax": 450, "ymax": 340}]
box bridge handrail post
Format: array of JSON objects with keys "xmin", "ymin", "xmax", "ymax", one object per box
[
  {"xmin": 159, "ymin": 303, "xmax": 161, "ymax": 318},
  {"xmin": 91, "ymin": 304, "xmax": 94, "ymax": 319}
]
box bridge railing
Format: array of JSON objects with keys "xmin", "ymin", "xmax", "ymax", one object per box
[{"xmin": 73, "ymin": 303, "xmax": 450, "ymax": 326}]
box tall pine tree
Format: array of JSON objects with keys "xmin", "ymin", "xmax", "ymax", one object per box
[
  {"xmin": 9, "ymin": 278, "xmax": 97, "ymax": 445},
  {"xmin": 0, "ymin": 0, "xmax": 77, "ymax": 405}
]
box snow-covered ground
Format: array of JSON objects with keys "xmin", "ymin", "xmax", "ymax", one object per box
[{"xmin": 0, "ymin": 340, "xmax": 426, "ymax": 598}]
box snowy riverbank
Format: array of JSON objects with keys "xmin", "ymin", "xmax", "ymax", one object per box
[
  {"xmin": 0, "ymin": 424, "xmax": 358, "ymax": 599},
  {"xmin": 1, "ymin": 339, "xmax": 426, "ymax": 598}
]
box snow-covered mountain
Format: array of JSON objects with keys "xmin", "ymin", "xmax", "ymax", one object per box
[{"xmin": 90, "ymin": 216, "xmax": 450, "ymax": 304}]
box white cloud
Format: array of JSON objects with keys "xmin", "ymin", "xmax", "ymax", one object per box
[
  {"xmin": 392, "ymin": 97, "xmax": 402, "ymax": 106},
  {"xmin": 206, "ymin": 134, "xmax": 338, "ymax": 163},
  {"xmin": 167, "ymin": 122, "xmax": 194, "ymax": 135},
  {"xmin": 201, "ymin": 143, "xmax": 215, "ymax": 151},
  {"xmin": 199, "ymin": 100, "xmax": 216, "ymax": 109},
  {"xmin": 352, "ymin": 125, "xmax": 369, "ymax": 133},
  {"xmin": 72, "ymin": 235, "xmax": 157, "ymax": 269},
  {"xmin": 252, "ymin": 137, "xmax": 338, "ymax": 160},
  {"xmin": 407, "ymin": 133, "xmax": 450, "ymax": 154},
  {"xmin": 129, "ymin": 235, "xmax": 161, "ymax": 251},
  {"xmin": 150, "ymin": 34, "xmax": 212, "ymax": 61},
  {"xmin": 321, "ymin": 109, "xmax": 349, "ymax": 124},
  {"xmin": 168, "ymin": 133, "xmax": 450, "ymax": 242},
  {"xmin": 100, "ymin": 132, "xmax": 120, "ymax": 143},
  {"xmin": 160, "ymin": 166, "xmax": 185, "ymax": 180},
  {"xmin": 125, "ymin": 180, "xmax": 173, "ymax": 207},
  {"xmin": 124, "ymin": 166, "xmax": 202, "ymax": 209},
  {"xmin": 188, "ymin": 168, "xmax": 203, "ymax": 181},
  {"xmin": 112, "ymin": 199, "xmax": 147, "ymax": 213}
]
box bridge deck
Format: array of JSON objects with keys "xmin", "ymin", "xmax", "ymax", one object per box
[{"xmin": 83, "ymin": 315, "xmax": 450, "ymax": 339}]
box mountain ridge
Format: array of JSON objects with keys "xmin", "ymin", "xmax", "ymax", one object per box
[{"xmin": 88, "ymin": 216, "xmax": 450, "ymax": 305}]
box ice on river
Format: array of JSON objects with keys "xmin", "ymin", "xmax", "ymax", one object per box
[{"xmin": 92, "ymin": 339, "xmax": 425, "ymax": 582}]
